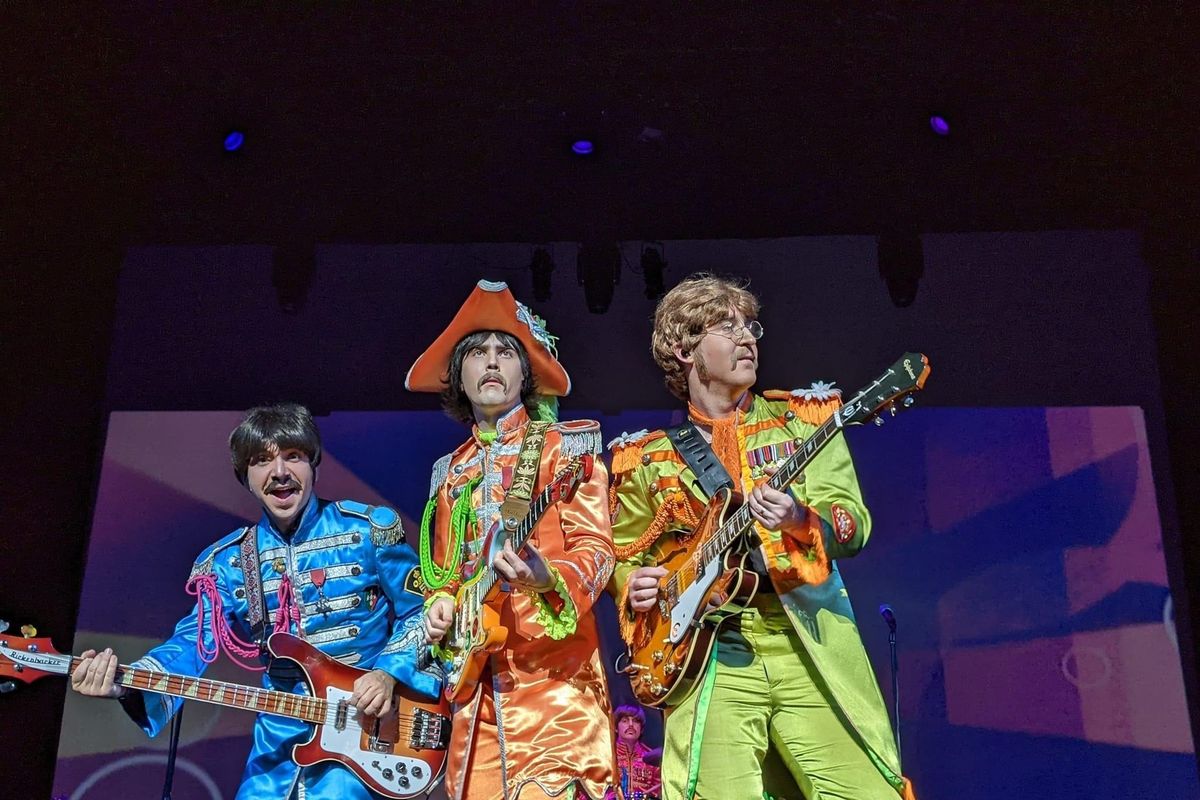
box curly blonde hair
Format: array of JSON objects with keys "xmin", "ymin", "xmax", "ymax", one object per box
[{"xmin": 651, "ymin": 273, "xmax": 760, "ymax": 400}]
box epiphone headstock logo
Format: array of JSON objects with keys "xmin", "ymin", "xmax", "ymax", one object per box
[{"xmin": 903, "ymin": 358, "xmax": 917, "ymax": 381}]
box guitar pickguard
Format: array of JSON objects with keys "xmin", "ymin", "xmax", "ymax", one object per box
[
  {"xmin": 317, "ymin": 685, "xmax": 436, "ymax": 796},
  {"xmin": 669, "ymin": 557, "xmax": 725, "ymax": 644}
]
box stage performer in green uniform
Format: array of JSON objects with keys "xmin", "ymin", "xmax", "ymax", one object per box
[{"xmin": 608, "ymin": 273, "xmax": 916, "ymax": 800}]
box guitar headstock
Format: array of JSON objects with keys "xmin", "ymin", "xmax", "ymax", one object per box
[
  {"xmin": 0, "ymin": 621, "xmax": 64, "ymax": 684},
  {"xmin": 547, "ymin": 454, "xmax": 594, "ymax": 504},
  {"xmin": 838, "ymin": 353, "xmax": 931, "ymax": 427}
]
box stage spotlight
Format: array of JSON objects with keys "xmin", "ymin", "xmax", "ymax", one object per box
[
  {"xmin": 576, "ymin": 243, "xmax": 621, "ymax": 314},
  {"xmin": 224, "ymin": 130, "xmax": 245, "ymax": 151},
  {"xmin": 929, "ymin": 116, "xmax": 950, "ymax": 136},
  {"xmin": 877, "ymin": 232, "xmax": 924, "ymax": 308},
  {"xmin": 530, "ymin": 247, "xmax": 555, "ymax": 302},
  {"xmin": 641, "ymin": 244, "xmax": 667, "ymax": 300},
  {"xmin": 272, "ymin": 242, "xmax": 315, "ymax": 314},
  {"xmin": 572, "ymin": 139, "xmax": 595, "ymax": 156}
]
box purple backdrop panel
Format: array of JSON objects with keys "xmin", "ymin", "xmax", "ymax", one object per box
[{"xmin": 54, "ymin": 406, "xmax": 1196, "ymax": 800}]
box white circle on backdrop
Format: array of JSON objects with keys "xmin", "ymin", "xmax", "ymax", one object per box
[
  {"xmin": 1060, "ymin": 645, "xmax": 1113, "ymax": 690},
  {"xmin": 1165, "ymin": 593, "xmax": 1178, "ymax": 653},
  {"xmin": 70, "ymin": 754, "xmax": 221, "ymax": 800}
]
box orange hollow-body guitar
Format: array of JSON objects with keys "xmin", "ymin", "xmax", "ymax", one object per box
[
  {"xmin": 622, "ymin": 353, "xmax": 931, "ymax": 707},
  {"xmin": 0, "ymin": 628, "xmax": 451, "ymax": 799}
]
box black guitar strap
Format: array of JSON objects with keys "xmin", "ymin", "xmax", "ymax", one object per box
[
  {"xmin": 666, "ymin": 420, "xmax": 735, "ymax": 499},
  {"xmin": 666, "ymin": 420, "xmax": 774, "ymax": 590}
]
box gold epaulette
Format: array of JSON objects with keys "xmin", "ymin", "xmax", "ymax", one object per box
[
  {"xmin": 763, "ymin": 381, "xmax": 843, "ymax": 426},
  {"xmin": 606, "ymin": 428, "xmax": 668, "ymax": 475}
]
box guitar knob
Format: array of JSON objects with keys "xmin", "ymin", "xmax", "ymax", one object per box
[
  {"xmin": 382, "ymin": 769, "xmax": 394, "ymax": 781},
  {"xmin": 412, "ymin": 766, "xmax": 424, "ymax": 779},
  {"xmin": 398, "ymin": 776, "xmax": 410, "ymax": 788}
]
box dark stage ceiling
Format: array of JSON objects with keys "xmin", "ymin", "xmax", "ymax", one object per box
[{"xmin": 5, "ymin": 4, "xmax": 1198, "ymax": 248}]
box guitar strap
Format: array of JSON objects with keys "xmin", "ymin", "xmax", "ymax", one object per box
[
  {"xmin": 238, "ymin": 526, "xmax": 268, "ymax": 648},
  {"xmin": 667, "ymin": 420, "xmax": 774, "ymax": 590},
  {"xmin": 666, "ymin": 421, "xmax": 735, "ymax": 498},
  {"xmin": 497, "ymin": 420, "xmax": 553, "ymax": 534},
  {"xmin": 239, "ymin": 526, "xmax": 303, "ymax": 681}
]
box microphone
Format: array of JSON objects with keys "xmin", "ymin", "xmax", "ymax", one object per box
[{"xmin": 879, "ymin": 604, "xmax": 896, "ymax": 633}]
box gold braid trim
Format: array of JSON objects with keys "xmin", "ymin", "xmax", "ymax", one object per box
[{"xmin": 613, "ymin": 491, "xmax": 697, "ymax": 560}]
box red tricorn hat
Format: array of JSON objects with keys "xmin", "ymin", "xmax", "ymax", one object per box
[{"xmin": 405, "ymin": 279, "xmax": 571, "ymax": 396}]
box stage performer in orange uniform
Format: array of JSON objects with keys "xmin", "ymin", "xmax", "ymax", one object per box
[{"xmin": 407, "ymin": 279, "xmax": 617, "ymax": 800}]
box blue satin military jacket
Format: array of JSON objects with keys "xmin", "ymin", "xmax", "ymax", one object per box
[{"xmin": 119, "ymin": 496, "xmax": 442, "ymax": 800}]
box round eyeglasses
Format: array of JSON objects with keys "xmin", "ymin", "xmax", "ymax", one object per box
[{"xmin": 707, "ymin": 319, "xmax": 764, "ymax": 341}]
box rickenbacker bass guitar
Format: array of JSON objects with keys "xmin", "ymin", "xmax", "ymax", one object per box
[
  {"xmin": 0, "ymin": 626, "xmax": 450, "ymax": 799},
  {"xmin": 439, "ymin": 454, "xmax": 593, "ymax": 703},
  {"xmin": 621, "ymin": 353, "xmax": 931, "ymax": 707}
]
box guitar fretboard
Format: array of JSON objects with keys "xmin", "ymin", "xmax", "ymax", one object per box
[
  {"xmin": 471, "ymin": 460, "xmax": 581, "ymax": 600},
  {"xmin": 65, "ymin": 656, "xmax": 331, "ymax": 724},
  {"xmin": 686, "ymin": 412, "xmax": 842, "ymax": 580}
]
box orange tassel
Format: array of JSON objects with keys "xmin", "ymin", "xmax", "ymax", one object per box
[{"xmin": 617, "ymin": 579, "xmax": 652, "ymax": 648}]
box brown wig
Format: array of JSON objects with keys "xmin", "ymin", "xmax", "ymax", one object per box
[
  {"xmin": 229, "ymin": 403, "xmax": 322, "ymax": 485},
  {"xmin": 440, "ymin": 330, "xmax": 539, "ymax": 424}
]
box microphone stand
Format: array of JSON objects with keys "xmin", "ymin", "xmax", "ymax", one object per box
[
  {"xmin": 161, "ymin": 705, "xmax": 184, "ymax": 800},
  {"xmin": 879, "ymin": 605, "xmax": 901, "ymax": 764},
  {"xmin": 888, "ymin": 625, "xmax": 900, "ymax": 764}
]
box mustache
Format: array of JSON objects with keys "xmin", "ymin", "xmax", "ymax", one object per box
[
  {"xmin": 477, "ymin": 374, "xmax": 507, "ymax": 390},
  {"xmin": 265, "ymin": 478, "xmax": 301, "ymax": 493},
  {"xmin": 730, "ymin": 348, "xmax": 756, "ymax": 368}
]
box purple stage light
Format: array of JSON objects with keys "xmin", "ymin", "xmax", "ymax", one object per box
[
  {"xmin": 572, "ymin": 139, "xmax": 594, "ymax": 155},
  {"xmin": 224, "ymin": 131, "xmax": 245, "ymax": 151},
  {"xmin": 929, "ymin": 116, "xmax": 950, "ymax": 136}
]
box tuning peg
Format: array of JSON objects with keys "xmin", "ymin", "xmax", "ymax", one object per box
[
  {"xmin": 20, "ymin": 624, "xmax": 36, "ymax": 638},
  {"xmin": 873, "ymin": 417, "xmax": 885, "ymax": 427},
  {"xmin": 889, "ymin": 403, "xmax": 898, "ymax": 417},
  {"xmin": 0, "ymin": 619, "xmax": 9, "ymax": 634},
  {"xmin": 903, "ymin": 396, "xmax": 916, "ymax": 408}
]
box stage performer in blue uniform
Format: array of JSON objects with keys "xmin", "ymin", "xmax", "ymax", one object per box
[{"xmin": 69, "ymin": 403, "xmax": 442, "ymax": 800}]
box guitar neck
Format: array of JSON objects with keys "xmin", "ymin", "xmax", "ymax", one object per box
[
  {"xmin": 60, "ymin": 655, "xmax": 328, "ymax": 723},
  {"xmin": 703, "ymin": 412, "xmax": 843, "ymax": 560},
  {"xmin": 476, "ymin": 478, "xmax": 560, "ymax": 598}
]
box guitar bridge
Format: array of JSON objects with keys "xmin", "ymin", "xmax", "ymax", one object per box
[{"xmin": 408, "ymin": 707, "xmax": 452, "ymax": 751}]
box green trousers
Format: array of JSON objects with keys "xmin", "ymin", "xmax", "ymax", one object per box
[{"xmin": 661, "ymin": 596, "xmax": 899, "ymax": 800}]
